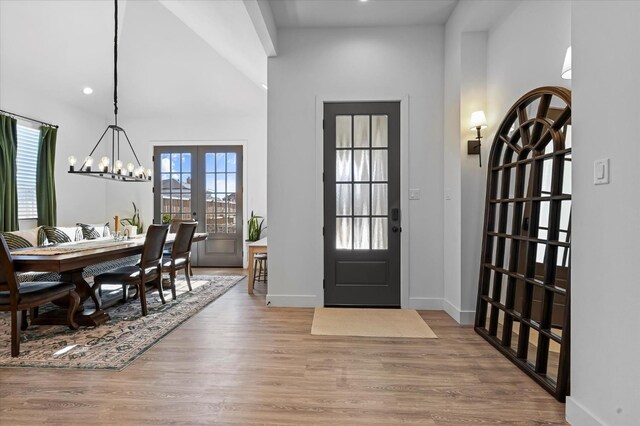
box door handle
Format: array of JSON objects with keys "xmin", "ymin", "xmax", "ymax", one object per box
[{"xmin": 392, "ymin": 226, "xmax": 401, "ymax": 233}]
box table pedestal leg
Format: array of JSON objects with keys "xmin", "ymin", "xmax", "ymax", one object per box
[{"xmin": 32, "ymin": 270, "xmax": 111, "ymax": 327}]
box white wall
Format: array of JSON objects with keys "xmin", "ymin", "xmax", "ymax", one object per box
[
  {"xmin": 0, "ymin": 84, "xmax": 109, "ymax": 228},
  {"xmin": 268, "ymin": 25, "xmax": 445, "ymax": 307},
  {"xmin": 103, "ymin": 111, "xmax": 268, "ymax": 265},
  {"xmin": 443, "ymin": 0, "xmax": 570, "ymax": 323},
  {"xmin": 567, "ymin": 2, "xmax": 640, "ymax": 424}
]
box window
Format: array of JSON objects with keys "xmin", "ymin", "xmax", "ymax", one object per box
[{"xmin": 16, "ymin": 124, "xmax": 40, "ymax": 219}]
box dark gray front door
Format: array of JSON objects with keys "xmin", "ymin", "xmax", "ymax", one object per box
[
  {"xmin": 324, "ymin": 102, "xmax": 401, "ymax": 307},
  {"xmin": 153, "ymin": 145, "xmax": 243, "ymax": 267}
]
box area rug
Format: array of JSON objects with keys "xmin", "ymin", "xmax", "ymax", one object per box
[
  {"xmin": 311, "ymin": 307, "xmax": 437, "ymax": 338},
  {"xmin": 0, "ymin": 275, "xmax": 243, "ymax": 370}
]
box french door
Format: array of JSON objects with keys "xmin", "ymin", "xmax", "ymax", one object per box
[
  {"xmin": 323, "ymin": 102, "xmax": 401, "ymax": 307},
  {"xmin": 153, "ymin": 146, "xmax": 243, "ymax": 267}
]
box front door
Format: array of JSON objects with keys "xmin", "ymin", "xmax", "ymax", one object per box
[
  {"xmin": 154, "ymin": 145, "xmax": 243, "ymax": 267},
  {"xmin": 323, "ymin": 102, "xmax": 401, "ymax": 307}
]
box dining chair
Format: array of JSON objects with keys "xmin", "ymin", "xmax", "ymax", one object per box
[
  {"xmin": 94, "ymin": 224, "xmax": 169, "ymax": 316},
  {"xmin": 162, "ymin": 221, "xmax": 198, "ymax": 300},
  {"xmin": 0, "ymin": 235, "xmax": 80, "ymax": 357},
  {"xmin": 168, "ymin": 218, "xmax": 195, "ymax": 277}
]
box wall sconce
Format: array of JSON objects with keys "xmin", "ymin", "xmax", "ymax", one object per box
[
  {"xmin": 468, "ymin": 110, "xmax": 487, "ymax": 167},
  {"xmin": 561, "ymin": 46, "xmax": 571, "ymax": 79}
]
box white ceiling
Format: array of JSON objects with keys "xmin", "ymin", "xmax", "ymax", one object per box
[
  {"xmin": 0, "ymin": 0, "xmax": 267, "ymax": 121},
  {"xmin": 1, "ymin": 0, "xmax": 460, "ymax": 122},
  {"xmin": 269, "ymin": 0, "xmax": 458, "ymax": 28}
]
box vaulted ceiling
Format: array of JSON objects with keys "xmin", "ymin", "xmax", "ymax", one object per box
[
  {"xmin": 0, "ymin": 0, "xmax": 267, "ymax": 121},
  {"xmin": 1, "ymin": 0, "xmax": 460, "ymax": 122}
]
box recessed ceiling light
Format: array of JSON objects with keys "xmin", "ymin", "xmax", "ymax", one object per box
[
  {"xmin": 261, "ymin": 84, "xmax": 268, "ymax": 90},
  {"xmin": 83, "ymin": 87, "xmax": 93, "ymax": 95},
  {"xmin": 360, "ymin": 0, "xmax": 369, "ymax": 2}
]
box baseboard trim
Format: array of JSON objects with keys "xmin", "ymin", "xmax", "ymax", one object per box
[
  {"xmin": 408, "ymin": 297, "xmax": 443, "ymax": 310},
  {"xmin": 566, "ymin": 397, "xmax": 605, "ymax": 426},
  {"xmin": 443, "ymin": 299, "xmax": 475, "ymax": 325},
  {"xmin": 266, "ymin": 294, "xmax": 319, "ymax": 307}
]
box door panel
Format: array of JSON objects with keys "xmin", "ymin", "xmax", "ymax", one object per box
[
  {"xmin": 154, "ymin": 145, "xmax": 243, "ymax": 267},
  {"xmin": 324, "ymin": 102, "xmax": 400, "ymax": 307}
]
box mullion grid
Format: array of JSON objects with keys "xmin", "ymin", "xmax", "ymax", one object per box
[
  {"xmin": 335, "ymin": 115, "xmax": 388, "ymax": 250},
  {"xmin": 535, "ymin": 147, "xmax": 566, "ymax": 374},
  {"xmin": 487, "ymin": 147, "xmax": 515, "ymax": 337},
  {"xmin": 500, "ymin": 158, "xmax": 527, "ymax": 348},
  {"xmin": 476, "ymin": 167, "xmax": 499, "ymax": 329},
  {"xmin": 475, "ymin": 89, "xmax": 571, "ymax": 400}
]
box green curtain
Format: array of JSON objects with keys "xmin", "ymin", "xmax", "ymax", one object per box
[
  {"xmin": 0, "ymin": 115, "xmax": 19, "ymax": 232},
  {"xmin": 36, "ymin": 126, "xmax": 58, "ymax": 226}
]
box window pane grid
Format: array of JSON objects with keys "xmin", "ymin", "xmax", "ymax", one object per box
[{"xmin": 335, "ymin": 114, "xmax": 388, "ymax": 250}]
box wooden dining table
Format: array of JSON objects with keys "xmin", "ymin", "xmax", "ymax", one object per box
[{"xmin": 10, "ymin": 233, "xmax": 207, "ymax": 327}]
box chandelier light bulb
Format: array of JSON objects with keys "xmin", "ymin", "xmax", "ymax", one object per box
[
  {"xmin": 84, "ymin": 156, "xmax": 94, "ymax": 167},
  {"xmin": 101, "ymin": 156, "xmax": 110, "ymax": 166},
  {"xmin": 127, "ymin": 162, "xmax": 135, "ymax": 172},
  {"xmin": 68, "ymin": 155, "xmax": 77, "ymax": 166}
]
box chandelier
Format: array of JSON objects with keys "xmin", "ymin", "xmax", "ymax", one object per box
[{"xmin": 67, "ymin": 0, "xmax": 150, "ymax": 182}]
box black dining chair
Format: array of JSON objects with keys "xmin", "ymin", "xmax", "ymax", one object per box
[
  {"xmin": 168, "ymin": 218, "xmax": 195, "ymax": 277},
  {"xmin": 0, "ymin": 235, "xmax": 80, "ymax": 357},
  {"xmin": 162, "ymin": 221, "xmax": 198, "ymax": 300},
  {"xmin": 94, "ymin": 224, "xmax": 169, "ymax": 316}
]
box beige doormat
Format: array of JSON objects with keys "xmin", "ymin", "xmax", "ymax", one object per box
[{"xmin": 311, "ymin": 308, "xmax": 437, "ymax": 338}]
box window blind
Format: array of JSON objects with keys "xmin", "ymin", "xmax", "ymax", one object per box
[{"xmin": 16, "ymin": 124, "xmax": 40, "ymax": 220}]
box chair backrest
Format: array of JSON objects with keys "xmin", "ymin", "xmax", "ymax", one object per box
[
  {"xmin": 172, "ymin": 222, "xmax": 198, "ymax": 257},
  {"xmin": 140, "ymin": 224, "xmax": 169, "ymax": 269},
  {"xmin": 0, "ymin": 235, "xmax": 20, "ymax": 297},
  {"xmin": 170, "ymin": 218, "xmax": 194, "ymax": 234}
]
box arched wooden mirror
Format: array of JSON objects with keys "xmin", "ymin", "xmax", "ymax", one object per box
[{"xmin": 474, "ymin": 86, "xmax": 571, "ymax": 401}]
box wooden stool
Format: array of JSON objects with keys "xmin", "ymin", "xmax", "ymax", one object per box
[{"xmin": 253, "ymin": 252, "xmax": 267, "ymax": 287}]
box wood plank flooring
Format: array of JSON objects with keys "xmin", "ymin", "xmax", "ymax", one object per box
[{"xmin": 0, "ymin": 268, "xmax": 567, "ymax": 425}]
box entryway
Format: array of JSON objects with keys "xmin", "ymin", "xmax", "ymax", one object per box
[
  {"xmin": 323, "ymin": 102, "xmax": 401, "ymax": 307},
  {"xmin": 153, "ymin": 146, "xmax": 243, "ymax": 267}
]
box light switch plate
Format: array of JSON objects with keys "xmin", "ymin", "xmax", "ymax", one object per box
[
  {"xmin": 409, "ymin": 189, "xmax": 421, "ymax": 200},
  {"xmin": 594, "ymin": 159, "xmax": 610, "ymax": 185}
]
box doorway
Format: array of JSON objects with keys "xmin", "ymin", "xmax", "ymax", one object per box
[
  {"xmin": 153, "ymin": 145, "xmax": 243, "ymax": 267},
  {"xmin": 323, "ymin": 102, "xmax": 401, "ymax": 307}
]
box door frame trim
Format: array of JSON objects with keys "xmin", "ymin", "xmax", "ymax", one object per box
[
  {"xmin": 315, "ymin": 95, "xmax": 410, "ymax": 309},
  {"xmin": 152, "ymin": 140, "xmax": 249, "ymax": 267}
]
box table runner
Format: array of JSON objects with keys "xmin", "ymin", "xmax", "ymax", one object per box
[{"xmin": 10, "ymin": 240, "xmax": 137, "ymax": 256}]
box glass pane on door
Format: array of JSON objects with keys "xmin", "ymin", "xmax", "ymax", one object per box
[
  {"xmin": 335, "ymin": 114, "xmax": 389, "ymax": 250},
  {"xmin": 159, "ymin": 152, "xmax": 192, "ymax": 224}
]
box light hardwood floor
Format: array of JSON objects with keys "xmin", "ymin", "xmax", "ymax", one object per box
[{"xmin": 0, "ymin": 268, "xmax": 567, "ymax": 425}]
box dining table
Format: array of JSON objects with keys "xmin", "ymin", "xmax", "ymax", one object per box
[{"xmin": 10, "ymin": 232, "xmax": 207, "ymax": 327}]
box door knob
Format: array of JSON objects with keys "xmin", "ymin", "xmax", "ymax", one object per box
[{"xmin": 392, "ymin": 226, "xmax": 400, "ymax": 233}]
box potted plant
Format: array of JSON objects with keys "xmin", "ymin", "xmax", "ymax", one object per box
[
  {"xmin": 247, "ymin": 211, "xmax": 264, "ymax": 241},
  {"xmin": 120, "ymin": 202, "xmax": 144, "ymax": 234}
]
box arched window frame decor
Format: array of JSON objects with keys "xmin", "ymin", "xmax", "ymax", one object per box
[{"xmin": 474, "ymin": 86, "xmax": 572, "ymax": 401}]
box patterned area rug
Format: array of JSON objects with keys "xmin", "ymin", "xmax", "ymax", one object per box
[{"xmin": 0, "ymin": 275, "xmax": 243, "ymax": 370}]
